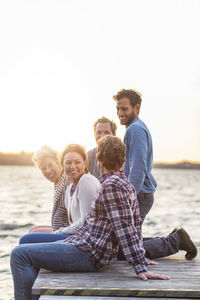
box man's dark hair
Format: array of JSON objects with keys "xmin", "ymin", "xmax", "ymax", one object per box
[
  {"xmin": 93, "ymin": 116, "xmax": 117, "ymax": 135},
  {"xmin": 97, "ymin": 136, "xmax": 126, "ymax": 171},
  {"xmin": 113, "ymin": 89, "xmax": 142, "ymax": 108}
]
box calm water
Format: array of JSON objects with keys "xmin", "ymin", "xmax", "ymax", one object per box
[{"xmin": 0, "ymin": 166, "xmax": 200, "ymax": 299}]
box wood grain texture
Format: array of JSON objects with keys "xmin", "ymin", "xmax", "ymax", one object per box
[
  {"xmin": 33, "ymin": 248, "xmax": 200, "ymax": 299},
  {"xmin": 39, "ymin": 297, "xmax": 197, "ymax": 300}
]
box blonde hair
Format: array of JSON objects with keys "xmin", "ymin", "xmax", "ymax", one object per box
[{"xmin": 32, "ymin": 145, "xmax": 58, "ymax": 168}]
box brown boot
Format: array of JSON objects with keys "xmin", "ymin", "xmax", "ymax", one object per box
[
  {"xmin": 177, "ymin": 228, "xmax": 198, "ymax": 260},
  {"xmin": 167, "ymin": 227, "xmax": 178, "ymax": 237}
]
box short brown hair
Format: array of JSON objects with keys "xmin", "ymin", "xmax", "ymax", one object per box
[
  {"xmin": 60, "ymin": 144, "xmax": 88, "ymax": 174},
  {"xmin": 97, "ymin": 136, "xmax": 126, "ymax": 171},
  {"xmin": 93, "ymin": 116, "xmax": 117, "ymax": 135},
  {"xmin": 113, "ymin": 89, "xmax": 142, "ymax": 108}
]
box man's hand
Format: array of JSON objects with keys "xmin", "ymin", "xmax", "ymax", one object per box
[
  {"xmin": 148, "ymin": 260, "xmax": 159, "ymax": 265},
  {"xmin": 137, "ymin": 271, "xmax": 170, "ymax": 281}
]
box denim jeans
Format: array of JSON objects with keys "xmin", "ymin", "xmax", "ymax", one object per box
[
  {"xmin": 137, "ymin": 193, "xmax": 154, "ymax": 223},
  {"xmin": 143, "ymin": 232, "xmax": 180, "ymax": 259},
  {"xmin": 117, "ymin": 232, "xmax": 180, "ymax": 261},
  {"xmin": 19, "ymin": 233, "xmax": 69, "ymax": 244},
  {"xmin": 10, "ymin": 241, "xmax": 97, "ymax": 300}
]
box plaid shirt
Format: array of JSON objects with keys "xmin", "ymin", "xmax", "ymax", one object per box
[{"xmin": 64, "ymin": 170, "xmax": 149, "ymax": 275}]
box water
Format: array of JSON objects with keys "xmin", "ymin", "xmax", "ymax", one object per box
[{"xmin": 0, "ymin": 166, "xmax": 200, "ymax": 299}]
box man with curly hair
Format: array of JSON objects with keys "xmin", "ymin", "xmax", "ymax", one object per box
[{"xmin": 113, "ymin": 89, "xmax": 156, "ymax": 223}]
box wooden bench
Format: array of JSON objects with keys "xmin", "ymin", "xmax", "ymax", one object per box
[{"xmin": 33, "ymin": 246, "xmax": 200, "ymax": 299}]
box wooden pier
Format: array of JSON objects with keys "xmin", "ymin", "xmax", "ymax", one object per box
[{"xmin": 32, "ymin": 246, "xmax": 200, "ymax": 300}]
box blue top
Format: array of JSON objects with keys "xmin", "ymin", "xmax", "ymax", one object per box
[{"xmin": 124, "ymin": 118, "xmax": 157, "ymax": 194}]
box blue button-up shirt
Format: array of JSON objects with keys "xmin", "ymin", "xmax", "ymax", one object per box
[{"xmin": 124, "ymin": 118, "xmax": 157, "ymax": 194}]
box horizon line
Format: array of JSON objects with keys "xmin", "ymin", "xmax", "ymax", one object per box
[{"xmin": 0, "ymin": 151, "xmax": 200, "ymax": 165}]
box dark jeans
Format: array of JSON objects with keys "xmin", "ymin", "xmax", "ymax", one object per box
[
  {"xmin": 137, "ymin": 193, "xmax": 154, "ymax": 223},
  {"xmin": 117, "ymin": 232, "xmax": 180, "ymax": 260},
  {"xmin": 143, "ymin": 233, "xmax": 180, "ymax": 258}
]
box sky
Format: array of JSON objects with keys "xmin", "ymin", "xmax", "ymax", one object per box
[{"xmin": 0, "ymin": 0, "xmax": 200, "ymax": 162}]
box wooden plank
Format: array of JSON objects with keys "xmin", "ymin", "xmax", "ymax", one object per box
[
  {"xmin": 33, "ymin": 247, "xmax": 200, "ymax": 299},
  {"xmin": 39, "ymin": 296, "xmax": 197, "ymax": 300}
]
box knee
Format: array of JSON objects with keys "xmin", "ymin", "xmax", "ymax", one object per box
[
  {"xmin": 19, "ymin": 233, "xmax": 31, "ymax": 244},
  {"xmin": 10, "ymin": 245, "xmax": 24, "ymax": 265}
]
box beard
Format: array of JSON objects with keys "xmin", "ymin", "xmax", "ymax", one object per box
[{"xmin": 120, "ymin": 110, "xmax": 136, "ymax": 126}]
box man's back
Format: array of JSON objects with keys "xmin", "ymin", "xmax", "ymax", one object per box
[
  {"xmin": 124, "ymin": 118, "xmax": 157, "ymax": 194},
  {"xmin": 63, "ymin": 170, "xmax": 148, "ymax": 274}
]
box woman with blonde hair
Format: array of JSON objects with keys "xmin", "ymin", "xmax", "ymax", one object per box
[
  {"xmin": 19, "ymin": 145, "xmax": 69, "ymax": 243},
  {"xmin": 20, "ymin": 143, "xmax": 100, "ymax": 243}
]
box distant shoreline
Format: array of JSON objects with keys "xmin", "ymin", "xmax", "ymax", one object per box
[
  {"xmin": 0, "ymin": 151, "xmax": 34, "ymax": 166},
  {"xmin": 0, "ymin": 152, "xmax": 200, "ymax": 169},
  {"xmin": 153, "ymin": 162, "xmax": 200, "ymax": 169}
]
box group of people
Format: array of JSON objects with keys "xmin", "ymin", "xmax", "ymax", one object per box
[{"xmin": 10, "ymin": 89, "xmax": 198, "ymax": 300}]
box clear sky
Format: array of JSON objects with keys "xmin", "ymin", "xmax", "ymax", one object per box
[{"xmin": 0, "ymin": 0, "xmax": 200, "ymax": 162}]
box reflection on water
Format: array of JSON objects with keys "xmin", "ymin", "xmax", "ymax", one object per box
[
  {"xmin": 0, "ymin": 166, "xmax": 200, "ymax": 299},
  {"xmin": 0, "ymin": 166, "xmax": 53, "ymax": 300}
]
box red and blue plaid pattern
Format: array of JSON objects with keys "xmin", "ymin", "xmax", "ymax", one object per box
[{"xmin": 64, "ymin": 171, "xmax": 149, "ymax": 275}]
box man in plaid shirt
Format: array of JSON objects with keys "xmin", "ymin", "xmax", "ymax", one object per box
[
  {"xmin": 64, "ymin": 136, "xmax": 158, "ymax": 276},
  {"xmin": 12, "ymin": 136, "xmax": 197, "ymax": 299}
]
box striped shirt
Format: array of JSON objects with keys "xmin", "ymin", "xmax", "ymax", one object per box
[
  {"xmin": 51, "ymin": 173, "xmax": 69, "ymax": 231},
  {"xmin": 64, "ymin": 170, "xmax": 149, "ymax": 275}
]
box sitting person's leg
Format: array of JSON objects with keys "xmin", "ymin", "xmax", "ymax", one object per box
[
  {"xmin": 29, "ymin": 225, "xmax": 53, "ymax": 233},
  {"xmin": 117, "ymin": 228, "xmax": 197, "ymax": 261},
  {"xmin": 144, "ymin": 228, "xmax": 197, "ymax": 260},
  {"xmin": 116, "ymin": 234, "xmax": 178, "ymax": 261},
  {"xmin": 19, "ymin": 233, "xmax": 69, "ymax": 244},
  {"xmin": 143, "ymin": 233, "xmax": 179, "ymax": 258},
  {"xmin": 10, "ymin": 241, "xmax": 97, "ymax": 300}
]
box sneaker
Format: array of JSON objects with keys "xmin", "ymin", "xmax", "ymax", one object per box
[{"xmin": 177, "ymin": 228, "xmax": 198, "ymax": 260}]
